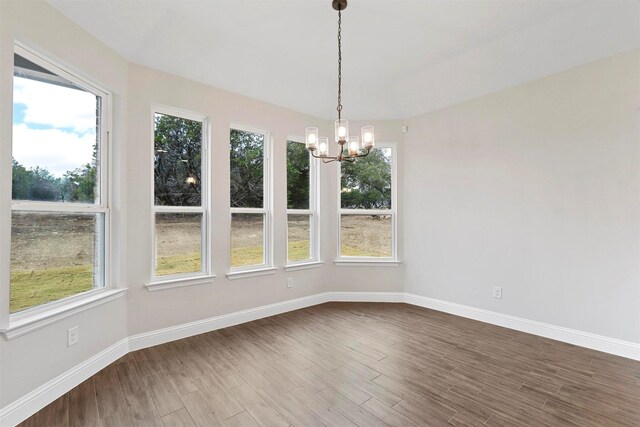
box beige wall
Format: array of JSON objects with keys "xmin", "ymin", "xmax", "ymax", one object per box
[
  {"xmin": 0, "ymin": 0, "xmax": 404, "ymax": 409},
  {"xmin": 0, "ymin": 0, "xmax": 130, "ymax": 407},
  {"xmin": 3, "ymin": 0, "xmax": 637, "ymax": 417},
  {"xmin": 404, "ymin": 49, "xmax": 640, "ymax": 343},
  {"xmin": 125, "ymin": 64, "xmax": 404, "ymax": 336}
]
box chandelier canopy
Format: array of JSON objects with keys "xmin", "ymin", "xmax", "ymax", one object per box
[{"xmin": 305, "ymin": 0, "xmax": 375, "ymax": 163}]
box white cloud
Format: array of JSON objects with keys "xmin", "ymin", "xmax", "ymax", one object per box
[
  {"xmin": 13, "ymin": 77, "xmax": 97, "ymax": 133},
  {"xmin": 12, "ymin": 123, "xmax": 95, "ymax": 177}
]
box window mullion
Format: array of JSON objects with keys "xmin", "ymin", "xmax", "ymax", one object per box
[
  {"xmin": 339, "ymin": 208, "xmax": 391, "ymax": 216},
  {"xmin": 230, "ymin": 207, "xmax": 266, "ymax": 215},
  {"xmin": 11, "ymin": 202, "xmax": 106, "ymax": 213},
  {"xmin": 287, "ymin": 209, "xmax": 312, "ymax": 215},
  {"xmin": 153, "ymin": 205, "xmax": 204, "ymax": 214}
]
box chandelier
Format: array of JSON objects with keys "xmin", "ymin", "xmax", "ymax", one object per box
[{"xmin": 305, "ymin": 0, "xmax": 375, "ymax": 163}]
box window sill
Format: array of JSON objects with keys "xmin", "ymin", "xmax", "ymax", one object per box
[
  {"xmin": 1, "ymin": 288, "xmax": 128, "ymax": 340},
  {"xmin": 226, "ymin": 267, "xmax": 278, "ymax": 280},
  {"xmin": 333, "ymin": 259, "xmax": 402, "ymax": 267},
  {"xmin": 284, "ymin": 261, "xmax": 324, "ymax": 272},
  {"xmin": 146, "ymin": 274, "xmax": 216, "ymax": 292}
]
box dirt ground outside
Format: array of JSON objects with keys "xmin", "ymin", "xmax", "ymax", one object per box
[
  {"xmin": 11, "ymin": 213, "xmax": 392, "ymax": 271},
  {"xmin": 340, "ymin": 214, "xmax": 392, "ymax": 257},
  {"xmin": 10, "ymin": 213, "xmax": 392, "ymax": 312},
  {"xmin": 11, "ymin": 212, "xmax": 97, "ymax": 271}
]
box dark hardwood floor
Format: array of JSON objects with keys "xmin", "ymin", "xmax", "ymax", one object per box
[{"xmin": 18, "ymin": 302, "xmax": 640, "ymax": 426}]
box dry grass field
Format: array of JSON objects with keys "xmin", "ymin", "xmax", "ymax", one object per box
[{"xmin": 10, "ymin": 214, "xmax": 391, "ymax": 312}]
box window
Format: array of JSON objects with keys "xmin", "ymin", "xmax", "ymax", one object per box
[
  {"xmin": 10, "ymin": 46, "xmax": 109, "ymax": 313},
  {"xmin": 338, "ymin": 144, "xmax": 396, "ymax": 260},
  {"xmin": 152, "ymin": 108, "xmax": 209, "ymax": 281},
  {"xmin": 287, "ymin": 140, "xmax": 318, "ymax": 264},
  {"xmin": 230, "ymin": 127, "xmax": 271, "ymax": 270}
]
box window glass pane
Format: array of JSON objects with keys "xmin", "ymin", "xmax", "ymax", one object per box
[
  {"xmin": 154, "ymin": 113, "xmax": 202, "ymax": 207},
  {"xmin": 340, "ymin": 214, "xmax": 392, "ymax": 257},
  {"xmin": 230, "ymin": 129, "xmax": 264, "ymax": 208},
  {"xmin": 287, "ymin": 141, "xmax": 310, "ymax": 210},
  {"xmin": 10, "ymin": 211, "xmax": 102, "ymax": 313},
  {"xmin": 341, "ymin": 147, "xmax": 392, "ymax": 209},
  {"xmin": 155, "ymin": 213, "xmax": 202, "ymax": 276},
  {"xmin": 12, "ymin": 53, "xmax": 100, "ymax": 203},
  {"xmin": 231, "ymin": 213, "xmax": 264, "ymax": 267},
  {"xmin": 288, "ymin": 214, "xmax": 311, "ymax": 262}
]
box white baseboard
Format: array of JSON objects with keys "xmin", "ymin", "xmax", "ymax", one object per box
[
  {"xmin": 330, "ymin": 291, "xmax": 405, "ymax": 303},
  {"xmin": 0, "ymin": 338, "xmax": 129, "ymax": 427},
  {"xmin": 3, "ymin": 290, "xmax": 638, "ymax": 426},
  {"xmin": 129, "ymin": 293, "xmax": 332, "ymax": 351},
  {"xmin": 404, "ymin": 293, "xmax": 640, "ymax": 361},
  {"xmin": 128, "ymin": 292, "xmax": 404, "ymax": 352}
]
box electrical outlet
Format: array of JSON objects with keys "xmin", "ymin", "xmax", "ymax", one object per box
[
  {"xmin": 287, "ymin": 278, "xmax": 294, "ymax": 288},
  {"xmin": 67, "ymin": 326, "xmax": 79, "ymax": 347},
  {"xmin": 493, "ymin": 287, "xmax": 503, "ymax": 299}
]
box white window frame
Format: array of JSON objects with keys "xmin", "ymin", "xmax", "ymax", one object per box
[
  {"xmin": 285, "ymin": 139, "xmax": 321, "ymax": 268},
  {"xmin": 336, "ymin": 142, "xmax": 398, "ymax": 264},
  {"xmin": 227, "ymin": 124, "xmax": 274, "ymax": 278},
  {"xmin": 149, "ymin": 106, "xmax": 213, "ymax": 289},
  {"xmin": 8, "ymin": 43, "xmax": 113, "ymax": 320}
]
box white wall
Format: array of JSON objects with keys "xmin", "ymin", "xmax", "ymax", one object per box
[{"xmin": 404, "ymin": 49, "xmax": 640, "ymax": 343}]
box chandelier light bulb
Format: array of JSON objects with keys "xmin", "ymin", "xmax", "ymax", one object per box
[
  {"xmin": 361, "ymin": 125, "xmax": 375, "ymax": 149},
  {"xmin": 305, "ymin": 127, "xmax": 319, "ymax": 150},
  {"xmin": 318, "ymin": 137, "xmax": 329, "ymax": 156},
  {"xmin": 348, "ymin": 137, "xmax": 359, "ymax": 156},
  {"xmin": 335, "ymin": 119, "xmax": 349, "ymax": 143}
]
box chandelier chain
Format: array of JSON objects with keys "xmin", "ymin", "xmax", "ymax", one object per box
[
  {"xmin": 304, "ymin": 0, "xmax": 374, "ymax": 163},
  {"xmin": 337, "ymin": 9, "xmax": 342, "ymax": 119}
]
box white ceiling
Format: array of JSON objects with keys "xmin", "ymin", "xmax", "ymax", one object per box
[{"xmin": 48, "ymin": 0, "xmax": 640, "ymax": 120}]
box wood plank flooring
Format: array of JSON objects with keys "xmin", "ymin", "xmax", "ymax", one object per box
[{"xmin": 17, "ymin": 303, "xmax": 640, "ymax": 426}]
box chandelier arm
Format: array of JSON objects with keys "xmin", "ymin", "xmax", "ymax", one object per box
[
  {"xmin": 357, "ymin": 148, "xmax": 372, "ymax": 158},
  {"xmin": 341, "ymin": 149, "xmax": 372, "ymax": 162},
  {"xmin": 309, "ymin": 151, "xmax": 338, "ymax": 161}
]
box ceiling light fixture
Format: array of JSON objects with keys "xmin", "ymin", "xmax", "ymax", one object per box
[{"xmin": 305, "ymin": 0, "xmax": 375, "ymax": 163}]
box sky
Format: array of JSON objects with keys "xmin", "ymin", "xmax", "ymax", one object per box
[{"xmin": 12, "ymin": 76, "xmax": 97, "ymax": 178}]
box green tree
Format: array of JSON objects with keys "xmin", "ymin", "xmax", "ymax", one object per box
[
  {"xmin": 25, "ymin": 166, "xmax": 60, "ymax": 201},
  {"xmin": 287, "ymin": 141, "xmax": 310, "ymax": 209},
  {"xmin": 12, "ymin": 158, "xmax": 61, "ymax": 201},
  {"xmin": 230, "ymin": 129, "xmax": 264, "ymax": 208},
  {"xmin": 154, "ymin": 114, "xmax": 202, "ymax": 206},
  {"xmin": 341, "ymin": 148, "xmax": 391, "ymax": 209},
  {"xmin": 62, "ymin": 162, "xmax": 96, "ymax": 203},
  {"xmin": 11, "ymin": 159, "xmax": 32, "ymax": 200}
]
